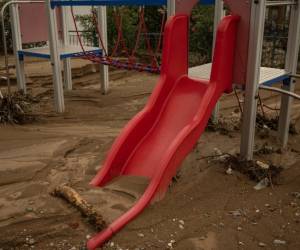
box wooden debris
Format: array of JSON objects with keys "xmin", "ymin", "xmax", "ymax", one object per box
[
  {"xmin": 52, "ymin": 185, "xmax": 106, "ymax": 231},
  {"xmin": 0, "ymin": 90, "xmax": 38, "ymax": 124}
]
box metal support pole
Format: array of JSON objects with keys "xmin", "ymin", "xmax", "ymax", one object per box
[
  {"xmin": 278, "ymin": 2, "xmax": 300, "ymax": 147},
  {"xmin": 61, "ymin": 6, "xmax": 72, "ymax": 90},
  {"xmin": 240, "ymin": 0, "xmax": 266, "ymax": 161},
  {"xmin": 211, "ymin": 0, "xmax": 225, "ymax": 123},
  {"xmin": 97, "ymin": 6, "xmax": 109, "ymax": 94},
  {"xmin": 10, "ymin": 4, "xmax": 26, "ymax": 93},
  {"xmin": 167, "ymin": 0, "xmax": 175, "ymax": 17},
  {"xmin": 45, "ymin": 0, "xmax": 65, "ymax": 113}
]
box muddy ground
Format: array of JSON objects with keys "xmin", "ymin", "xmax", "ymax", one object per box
[{"xmin": 0, "ymin": 58, "xmax": 300, "ymax": 250}]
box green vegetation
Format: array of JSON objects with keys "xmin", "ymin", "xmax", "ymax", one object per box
[{"xmin": 76, "ymin": 5, "xmax": 214, "ymax": 66}]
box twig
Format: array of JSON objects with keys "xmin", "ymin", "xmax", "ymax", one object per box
[
  {"xmin": 196, "ymin": 153, "xmax": 234, "ymax": 161},
  {"xmin": 258, "ymin": 93, "xmax": 266, "ymax": 117},
  {"xmin": 262, "ymin": 103, "xmax": 280, "ymax": 111},
  {"xmin": 234, "ymin": 88, "xmax": 243, "ymax": 114}
]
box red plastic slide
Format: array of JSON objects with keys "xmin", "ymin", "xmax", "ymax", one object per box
[{"xmin": 87, "ymin": 14, "xmax": 240, "ymax": 249}]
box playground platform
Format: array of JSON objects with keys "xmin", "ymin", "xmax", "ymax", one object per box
[
  {"xmin": 189, "ymin": 63, "xmax": 290, "ymax": 86},
  {"xmin": 18, "ymin": 45, "xmax": 102, "ymax": 60}
]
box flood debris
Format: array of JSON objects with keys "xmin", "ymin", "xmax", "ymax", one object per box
[
  {"xmin": 0, "ymin": 90, "xmax": 39, "ymax": 124},
  {"xmin": 254, "ymin": 143, "xmax": 280, "ymax": 155},
  {"xmin": 254, "ymin": 178, "xmax": 270, "ymax": 191},
  {"xmin": 291, "ymin": 192, "xmax": 300, "ymax": 199},
  {"xmin": 256, "ymin": 161, "xmax": 270, "ymax": 170},
  {"xmin": 256, "ymin": 113, "xmax": 297, "ymax": 135},
  {"xmin": 206, "ymin": 117, "xmax": 238, "ymax": 135},
  {"xmin": 52, "ymin": 185, "xmax": 106, "ymax": 230},
  {"xmin": 221, "ymin": 154, "xmax": 283, "ymax": 184}
]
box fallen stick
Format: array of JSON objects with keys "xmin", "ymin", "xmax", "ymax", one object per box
[{"xmin": 52, "ymin": 185, "xmax": 106, "ymax": 230}]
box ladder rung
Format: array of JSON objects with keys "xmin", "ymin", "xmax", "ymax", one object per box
[{"xmin": 266, "ymin": 1, "xmax": 297, "ymax": 7}]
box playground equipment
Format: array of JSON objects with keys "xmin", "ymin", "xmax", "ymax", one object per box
[
  {"xmin": 70, "ymin": 6, "xmax": 165, "ymax": 73},
  {"xmin": 1, "ymin": 0, "xmax": 300, "ymax": 248},
  {"xmin": 87, "ymin": 12, "xmax": 240, "ymax": 250},
  {"xmin": 188, "ymin": 0, "xmax": 300, "ymax": 158},
  {"xmin": 1, "ymin": 1, "xmax": 218, "ymax": 113},
  {"xmin": 1, "ymin": 0, "xmax": 104, "ymax": 112}
]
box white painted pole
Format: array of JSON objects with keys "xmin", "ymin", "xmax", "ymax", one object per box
[
  {"xmin": 45, "ymin": 0, "xmax": 65, "ymax": 113},
  {"xmin": 10, "ymin": 4, "xmax": 26, "ymax": 93},
  {"xmin": 61, "ymin": 6, "xmax": 72, "ymax": 90},
  {"xmin": 278, "ymin": 3, "xmax": 300, "ymax": 147},
  {"xmin": 167, "ymin": 0, "xmax": 175, "ymax": 17},
  {"xmin": 97, "ymin": 6, "xmax": 109, "ymax": 94},
  {"xmin": 240, "ymin": 0, "xmax": 266, "ymax": 160},
  {"xmin": 211, "ymin": 0, "xmax": 225, "ymax": 124}
]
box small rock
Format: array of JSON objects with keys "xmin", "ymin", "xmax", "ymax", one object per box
[
  {"xmin": 258, "ymin": 242, "xmax": 267, "ymax": 247},
  {"xmin": 69, "ymin": 247, "xmax": 76, "ymax": 250},
  {"xmin": 273, "ymin": 239, "xmax": 286, "ymax": 245},
  {"xmin": 226, "ymin": 167, "xmax": 233, "ymax": 175},
  {"xmin": 179, "ymin": 224, "xmax": 184, "ymax": 230},
  {"xmin": 28, "ymin": 239, "xmax": 35, "ymax": 245},
  {"xmin": 214, "ymin": 148, "xmax": 222, "ymax": 156},
  {"xmin": 137, "ymin": 233, "xmax": 145, "ymax": 238},
  {"xmin": 238, "ymin": 241, "xmax": 245, "ymax": 246},
  {"xmin": 256, "ymin": 161, "xmax": 269, "ymax": 170},
  {"xmin": 230, "ymin": 210, "xmax": 242, "ymax": 217},
  {"xmin": 49, "ymin": 242, "xmax": 54, "ymax": 247},
  {"xmin": 167, "ymin": 239, "xmax": 176, "ymax": 248},
  {"xmin": 178, "ymin": 220, "xmax": 185, "ymax": 225},
  {"xmin": 25, "ymin": 207, "xmax": 34, "ymax": 212},
  {"xmin": 237, "ymin": 226, "xmax": 242, "ymax": 231},
  {"xmin": 199, "ymin": 236, "xmax": 206, "ymax": 240},
  {"xmin": 110, "ymin": 242, "xmax": 115, "ymax": 247},
  {"xmin": 86, "ymin": 235, "xmax": 91, "ymax": 240},
  {"xmin": 219, "ymin": 222, "xmax": 224, "ymax": 227}
]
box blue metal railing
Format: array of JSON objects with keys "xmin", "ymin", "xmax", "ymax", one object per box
[{"xmin": 51, "ymin": 0, "xmax": 215, "ymax": 8}]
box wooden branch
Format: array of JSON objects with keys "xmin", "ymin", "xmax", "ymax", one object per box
[{"xmin": 52, "ymin": 185, "xmax": 106, "ymax": 230}]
